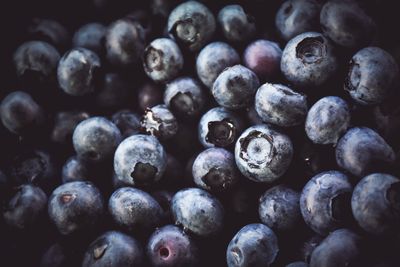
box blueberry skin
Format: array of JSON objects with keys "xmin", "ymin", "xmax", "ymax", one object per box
[
  {"xmin": 335, "ymin": 127, "xmax": 396, "ymax": 177},
  {"xmin": 95, "ymin": 73, "xmax": 131, "ymax": 109},
  {"xmin": 281, "ymin": 32, "xmax": 338, "ymax": 88},
  {"xmin": 82, "ymin": 231, "xmax": 144, "ymax": 267},
  {"xmin": 0, "ymin": 91, "xmax": 44, "ymax": 135},
  {"xmin": 141, "ymin": 104, "xmax": 178, "ymax": 140},
  {"xmin": 138, "ymin": 82, "xmax": 163, "ymax": 112},
  {"xmin": 351, "ymin": 173, "xmax": 400, "ymax": 236},
  {"xmin": 48, "ymin": 181, "xmax": 104, "ymax": 235},
  {"xmin": 61, "ymin": 156, "xmax": 89, "ymax": 183},
  {"xmin": 111, "ymin": 110, "xmax": 141, "ymax": 139},
  {"xmin": 152, "ymin": 190, "xmax": 174, "ymax": 223},
  {"xmin": 108, "ymin": 187, "xmax": 163, "ymax": 232},
  {"xmin": 168, "ymin": 1, "xmax": 216, "ymax": 51},
  {"xmin": 276, "ymin": 0, "xmax": 321, "ymax": 41},
  {"xmin": 164, "ymin": 77, "xmax": 205, "ymax": 118},
  {"xmin": 40, "ymin": 243, "xmax": 68, "ymax": 267},
  {"xmin": 114, "ymin": 134, "xmax": 167, "ymax": 187},
  {"xmin": 234, "ymin": 124, "xmax": 293, "ymax": 183},
  {"xmin": 286, "ymin": 262, "xmax": 308, "ymax": 267},
  {"xmin": 57, "ymin": 48, "xmax": 102, "ymax": 96},
  {"xmin": 345, "ymin": 47, "xmax": 399, "ymax": 105},
  {"xmin": 310, "ymin": 229, "xmax": 361, "ymax": 267},
  {"xmin": 192, "ymin": 148, "xmax": 239, "ymax": 192},
  {"xmin": 28, "ymin": 18, "xmax": 69, "ymax": 51},
  {"xmin": 305, "ymin": 96, "xmax": 350, "ymax": 145},
  {"xmin": 143, "ymin": 38, "xmax": 183, "ymax": 83},
  {"xmin": 255, "ymin": 83, "xmax": 308, "ymax": 127},
  {"xmin": 13, "ymin": 41, "xmax": 60, "ymax": 84},
  {"xmin": 3, "ymin": 184, "xmax": 47, "ymax": 229},
  {"xmin": 196, "ymin": 42, "xmax": 240, "ymax": 89},
  {"xmin": 51, "ymin": 110, "xmax": 90, "ymax": 145},
  {"xmin": 259, "ymin": 185, "xmax": 301, "ymax": 232},
  {"xmin": 171, "ymin": 188, "xmax": 224, "ymax": 237},
  {"xmin": 146, "ymin": 225, "xmax": 199, "ymax": 267},
  {"xmin": 226, "ymin": 223, "xmax": 279, "ymax": 267},
  {"xmin": 217, "ymin": 4, "xmax": 256, "ymax": 43},
  {"xmin": 73, "ymin": 23, "xmax": 106, "ymax": 54},
  {"xmin": 73, "ymin": 117, "xmax": 122, "ymax": 163},
  {"xmin": 198, "ymin": 107, "xmax": 244, "ymax": 148},
  {"xmin": 320, "ymin": 0, "xmax": 376, "ymax": 49},
  {"xmin": 300, "ymin": 171, "xmax": 353, "ymax": 235},
  {"xmin": 212, "ymin": 65, "xmax": 260, "ymax": 110}
]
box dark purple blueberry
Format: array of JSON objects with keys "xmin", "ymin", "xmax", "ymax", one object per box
[
  {"xmin": 151, "ymin": 0, "xmax": 180, "ymax": 18},
  {"xmin": 61, "ymin": 156, "xmax": 89, "ymax": 183},
  {"xmin": 95, "ymin": 73, "xmax": 131, "ymax": 109},
  {"xmin": 51, "ymin": 111, "xmax": 90, "ymax": 145},
  {"xmin": 40, "ymin": 243, "xmax": 68, "ymax": 267},
  {"xmin": 111, "ymin": 110, "xmax": 141, "ymax": 138},
  {"xmin": 286, "ymin": 262, "xmax": 308, "ymax": 267},
  {"xmin": 28, "ymin": 18, "xmax": 69, "ymax": 51},
  {"xmin": 138, "ymin": 82, "xmax": 164, "ymax": 112},
  {"xmin": 73, "ymin": 23, "xmax": 106, "ymax": 54},
  {"xmin": 152, "ymin": 190, "xmax": 174, "ymax": 223},
  {"xmin": 141, "ymin": 104, "xmax": 178, "ymax": 140}
]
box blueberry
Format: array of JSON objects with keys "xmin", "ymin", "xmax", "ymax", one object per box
[
  {"xmin": 28, "ymin": 18, "xmax": 69, "ymax": 51},
  {"xmin": 320, "ymin": 0, "xmax": 377, "ymax": 49},
  {"xmin": 138, "ymin": 82, "xmax": 163, "ymax": 112},
  {"xmin": 108, "ymin": 187, "xmax": 163, "ymax": 232},
  {"xmin": 95, "ymin": 73, "xmax": 131, "ymax": 109},
  {"xmin": 171, "ymin": 188, "xmax": 224, "ymax": 237},
  {"xmin": 344, "ymin": 47, "xmax": 399, "ymax": 105},
  {"xmin": 192, "ymin": 148, "xmax": 239, "ymax": 192},
  {"xmin": 351, "ymin": 173, "xmax": 400, "ymax": 236},
  {"xmin": 275, "ymin": 0, "xmax": 321, "ymax": 41},
  {"xmin": 40, "ymin": 243, "xmax": 68, "ymax": 267},
  {"xmin": 281, "ymin": 32, "xmax": 338, "ymax": 88},
  {"xmin": 300, "ymin": 171, "xmax": 353, "ymax": 235},
  {"xmin": 73, "ymin": 23, "xmax": 106, "ymax": 55},
  {"xmin": 146, "ymin": 225, "xmax": 199, "ymax": 267},
  {"xmin": 114, "ymin": 134, "xmax": 167, "ymax": 187},
  {"xmin": 168, "ymin": 1, "xmax": 216, "ymax": 51},
  {"xmin": 151, "ymin": 190, "xmax": 174, "ymax": 223},
  {"xmin": 310, "ymin": 229, "xmax": 362, "ymax": 267},
  {"xmin": 335, "ymin": 127, "xmax": 396, "ymax": 177},
  {"xmin": 61, "ymin": 156, "xmax": 89, "ymax": 183},
  {"xmin": 212, "ymin": 65, "xmax": 260, "ymax": 110},
  {"xmin": 48, "ymin": 181, "xmax": 104, "ymax": 235},
  {"xmin": 226, "ymin": 223, "xmax": 278, "ymax": 267},
  {"xmin": 217, "ymin": 4, "xmax": 256, "ymax": 43},
  {"xmin": 198, "ymin": 107, "xmax": 244, "ymax": 148},
  {"xmin": 196, "ymin": 42, "xmax": 240, "ymax": 89},
  {"xmin": 151, "ymin": 0, "xmax": 180, "ymax": 18},
  {"xmin": 143, "ymin": 38, "xmax": 183, "ymax": 83},
  {"xmin": 0, "ymin": 91, "xmax": 44, "ymax": 135},
  {"xmin": 302, "ymin": 234, "xmax": 323, "ymax": 264},
  {"xmin": 255, "ymin": 83, "xmax": 308, "ymax": 127},
  {"xmin": 3, "ymin": 184, "xmax": 47, "ymax": 229},
  {"xmin": 234, "ymin": 124, "xmax": 293, "ymax": 183},
  {"xmin": 164, "ymin": 77, "xmax": 205, "ymax": 118},
  {"xmin": 111, "ymin": 110, "xmax": 141, "ymax": 138},
  {"xmin": 141, "ymin": 104, "xmax": 178, "ymax": 140},
  {"xmin": 51, "ymin": 110, "xmax": 90, "ymax": 145},
  {"xmin": 82, "ymin": 231, "xmax": 144, "ymax": 267},
  {"xmin": 286, "ymin": 262, "xmax": 308, "ymax": 267},
  {"xmin": 73, "ymin": 117, "xmax": 122, "ymax": 163},
  {"xmin": 259, "ymin": 185, "xmax": 301, "ymax": 232},
  {"xmin": 57, "ymin": 48, "xmax": 102, "ymax": 96}
]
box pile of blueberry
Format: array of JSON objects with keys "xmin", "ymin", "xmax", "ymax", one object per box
[{"xmin": 1, "ymin": 0, "xmax": 400, "ymax": 266}]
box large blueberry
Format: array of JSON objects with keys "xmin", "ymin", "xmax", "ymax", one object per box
[{"xmin": 61, "ymin": 156, "xmax": 89, "ymax": 184}]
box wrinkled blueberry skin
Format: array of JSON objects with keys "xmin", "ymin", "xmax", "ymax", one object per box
[
  {"xmin": 114, "ymin": 134, "xmax": 167, "ymax": 187},
  {"xmin": 286, "ymin": 262, "xmax": 308, "ymax": 267},
  {"xmin": 234, "ymin": 124, "xmax": 293, "ymax": 183},
  {"xmin": 310, "ymin": 229, "xmax": 362, "ymax": 267},
  {"xmin": 14, "ymin": 41, "xmax": 60, "ymax": 84},
  {"xmin": 305, "ymin": 96, "xmax": 350, "ymax": 145},
  {"xmin": 171, "ymin": 188, "xmax": 224, "ymax": 237},
  {"xmin": 95, "ymin": 73, "xmax": 131, "ymax": 109},
  {"xmin": 73, "ymin": 23, "xmax": 106, "ymax": 55},
  {"xmin": 108, "ymin": 187, "xmax": 163, "ymax": 232},
  {"xmin": 73, "ymin": 117, "xmax": 122, "ymax": 163},
  {"xmin": 259, "ymin": 185, "xmax": 301, "ymax": 232},
  {"xmin": 300, "ymin": 171, "xmax": 353, "ymax": 235},
  {"xmin": 146, "ymin": 225, "xmax": 199, "ymax": 267},
  {"xmin": 196, "ymin": 42, "xmax": 240, "ymax": 89},
  {"xmin": 226, "ymin": 223, "xmax": 279, "ymax": 267},
  {"xmin": 48, "ymin": 181, "xmax": 104, "ymax": 235},
  {"xmin": 255, "ymin": 83, "xmax": 308, "ymax": 127},
  {"xmin": 276, "ymin": 0, "xmax": 321, "ymax": 41},
  {"xmin": 57, "ymin": 48, "xmax": 102, "ymax": 96},
  {"xmin": 28, "ymin": 18, "xmax": 69, "ymax": 51},
  {"xmin": 218, "ymin": 4, "xmax": 256, "ymax": 43},
  {"xmin": 143, "ymin": 38, "xmax": 183, "ymax": 83},
  {"xmin": 320, "ymin": 0, "xmax": 376, "ymax": 49},
  {"xmin": 3, "ymin": 184, "xmax": 47, "ymax": 229},
  {"xmin": 82, "ymin": 231, "xmax": 144, "ymax": 267},
  {"xmin": 212, "ymin": 65, "xmax": 260, "ymax": 110},
  {"xmin": 345, "ymin": 47, "xmax": 399, "ymax": 105},
  {"xmin": 351, "ymin": 173, "xmax": 400, "ymax": 236},
  {"xmin": 281, "ymin": 32, "xmax": 338, "ymax": 88},
  {"xmin": 141, "ymin": 104, "xmax": 178, "ymax": 140},
  {"xmin": 61, "ymin": 156, "xmax": 89, "ymax": 183},
  {"xmin": 111, "ymin": 110, "xmax": 141, "ymax": 138},
  {"xmin": 138, "ymin": 82, "xmax": 163, "ymax": 112},
  {"xmin": 192, "ymin": 148, "xmax": 239, "ymax": 192},
  {"xmin": 164, "ymin": 77, "xmax": 205, "ymax": 118},
  {"xmin": 51, "ymin": 110, "xmax": 90, "ymax": 145},
  {"xmin": 198, "ymin": 107, "xmax": 244, "ymax": 148},
  {"xmin": 335, "ymin": 127, "xmax": 396, "ymax": 177},
  {"xmin": 0, "ymin": 91, "xmax": 44, "ymax": 135},
  {"xmin": 168, "ymin": 1, "xmax": 216, "ymax": 51}
]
